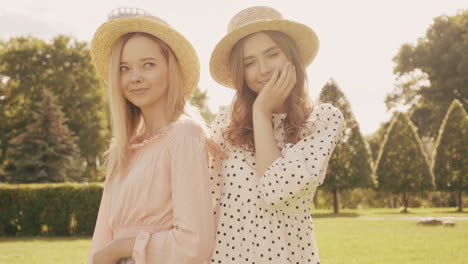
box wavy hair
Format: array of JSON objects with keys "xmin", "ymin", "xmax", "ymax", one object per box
[{"xmin": 223, "ymin": 30, "xmax": 314, "ymax": 152}]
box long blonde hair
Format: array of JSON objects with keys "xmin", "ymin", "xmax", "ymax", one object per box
[
  {"xmin": 224, "ymin": 30, "xmax": 314, "ymax": 152},
  {"xmin": 106, "ymin": 32, "xmax": 185, "ymax": 177}
]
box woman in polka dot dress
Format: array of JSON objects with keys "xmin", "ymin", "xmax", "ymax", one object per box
[{"xmin": 208, "ymin": 6, "xmax": 345, "ymax": 264}]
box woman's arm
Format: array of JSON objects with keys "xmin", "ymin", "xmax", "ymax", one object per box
[
  {"xmin": 87, "ymin": 184, "xmax": 114, "ymax": 264},
  {"xmin": 252, "ymin": 109, "xmax": 282, "ymax": 175},
  {"xmin": 208, "ymin": 109, "xmax": 229, "ymax": 208},
  {"xmin": 253, "ymin": 62, "xmax": 296, "ymax": 176},
  {"xmin": 90, "ymin": 236, "xmax": 135, "ymax": 264},
  {"xmin": 130, "ymin": 121, "xmax": 215, "ymax": 264},
  {"xmin": 258, "ymin": 104, "xmax": 345, "ymax": 208},
  {"xmin": 88, "ymin": 144, "xmax": 120, "ymax": 264}
]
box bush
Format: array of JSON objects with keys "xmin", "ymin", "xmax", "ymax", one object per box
[
  {"xmin": 0, "ymin": 182, "xmax": 103, "ymax": 236},
  {"xmin": 313, "ymin": 188, "xmax": 468, "ymax": 211}
]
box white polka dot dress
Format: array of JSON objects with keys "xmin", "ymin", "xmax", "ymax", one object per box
[{"xmin": 209, "ymin": 103, "xmax": 345, "ymax": 264}]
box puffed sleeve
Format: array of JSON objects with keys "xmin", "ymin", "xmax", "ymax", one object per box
[
  {"xmin": 208, "ymin": 109, "xmax": 230, "ymax": 207},
  {"xmin": 131, "ymin": 121, "xmax": 215, "ymax": 264},
  {"xmin": 88, "ymin": 151, "xmax": 115, "ymax": 264},
  {"xmin": 258, "ymin": 104, "xmax": 345, "ymax": 208}
]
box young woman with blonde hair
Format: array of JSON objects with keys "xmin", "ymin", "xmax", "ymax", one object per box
[
  {"xmin": 209, "ymin": 6, "xmax": 345, "ymax": 264},
  {"xmin": 87, "ymin": 14, "xmax": 216, "ymax": 264}
]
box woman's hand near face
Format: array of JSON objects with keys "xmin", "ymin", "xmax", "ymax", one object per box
[
  {"xmin": 253, "ymin": 62, "xmax": 296, "ymax": 115},
  {"xmin": 251, "ymin": 62, "xmax": 296, "ymax": 176}
]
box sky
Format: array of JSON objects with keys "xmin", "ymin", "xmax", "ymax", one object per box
[{"xmin": 1, "ymin": 0, "xmax": 466, "ymax": 135}]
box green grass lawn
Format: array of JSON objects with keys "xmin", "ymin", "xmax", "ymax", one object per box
[
  {"xmin": 0, "ymin": 208, "xmax": 467, "ymax": 264},
  {"xmin": 315, "ymin": 218, "xmax": 467, "ymax": 264},
  {"xmin": 0, "ymin": 237, "xmax": 90, "ymax": 264},
  {"xmin": 312, "ymin": 207, "xmax": 468, "ymax": 218}
]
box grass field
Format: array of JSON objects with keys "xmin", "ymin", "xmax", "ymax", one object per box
[
  {"xmin": 0, "ymin": 237, "xmax": 90, "ymax": 264},
  {"xmin": 312, "ymin": 207, "xmax": 468, "ymax": 218},
  {"xmin": 315, "ymin": 218, "xmax": 467, "ymax": 264},
  {"xmin": 0, "ymin": 208, "xmax": 467, "ymax": 264}
]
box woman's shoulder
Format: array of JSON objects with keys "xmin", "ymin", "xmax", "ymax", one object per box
[
  {"xmin": 208, "ymin": 107, "xmax": 231, "ymax": 146},
  {"xmin": 300, "ymin": 103, "xmax": 344, "ymax": 138},
  {"xmin": 169, "ymin": 117, "xmax": 206, "ymax": 138},
  {"xmin": 211, "ymin": 107, "xmax": 231, "ymax": 129},
  {"xmin": 310, "ymin": 103, "xmax": 344, "ymax": 123}
]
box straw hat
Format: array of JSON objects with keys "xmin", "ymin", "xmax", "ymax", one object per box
[
  {"xmin": 210, "ymin": 6, "xmax": 319, "ymax": 88},
  {"xmin": 91, "ymin": 15, "xmax": 199, "ymax": 96}
]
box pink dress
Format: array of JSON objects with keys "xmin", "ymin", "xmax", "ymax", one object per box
[{"xmin": 88, "ymin": 118, "xmax": 215, "ymax": 264}]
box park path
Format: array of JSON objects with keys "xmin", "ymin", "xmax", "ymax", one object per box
[{"xmin": 358, "ymin": 216, "xmax": 468, "ymax": 220}]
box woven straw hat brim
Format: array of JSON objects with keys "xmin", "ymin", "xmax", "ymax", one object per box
[
  {"xmin": 210, "ymin": 19, "xmax": 319, "ymax": 88},
  {"xmin": 91, "ymin": 17, "xmax": 199, "ymax": 96}
]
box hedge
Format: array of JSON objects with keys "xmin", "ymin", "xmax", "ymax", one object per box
[{"xmin": 0, "ymin": 183, "xmax": 102, "ymax": 236}]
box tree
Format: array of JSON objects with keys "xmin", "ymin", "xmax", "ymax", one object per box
[
  {"xmin": 366, "ymin": 121, "xmax": 391, "ymax": 162},
  {"xmin": 432, "ymin": 99, "xmax": 467, "ymax": 212},
  {"xmin": 6, "ymin": 90, "xmax": 83, "ymax": 183},
  {"xmin": 319, "ymin": 79, "xmax": 375, "ymax": 213},
  {"xmin": 0, "ymin": 38, "xmax": 42, "ymax": 172},
  {"xmin": 0, "ymin": 74, "xmax": 12, "ymax": 177},
  {"xmin": 0, "ymin": 35, "xmax": 110, "ymax": 181},
  {"xmin": 387, "ymin": 10, "xmax": 468, "ymax": 139},
  {"xmin": 375, "ymin": 112, "xmax": 434, "ymax": 212},
  {"xmin": 189, "ymin": 87, "xmax": 215, "ymax": 123}
]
